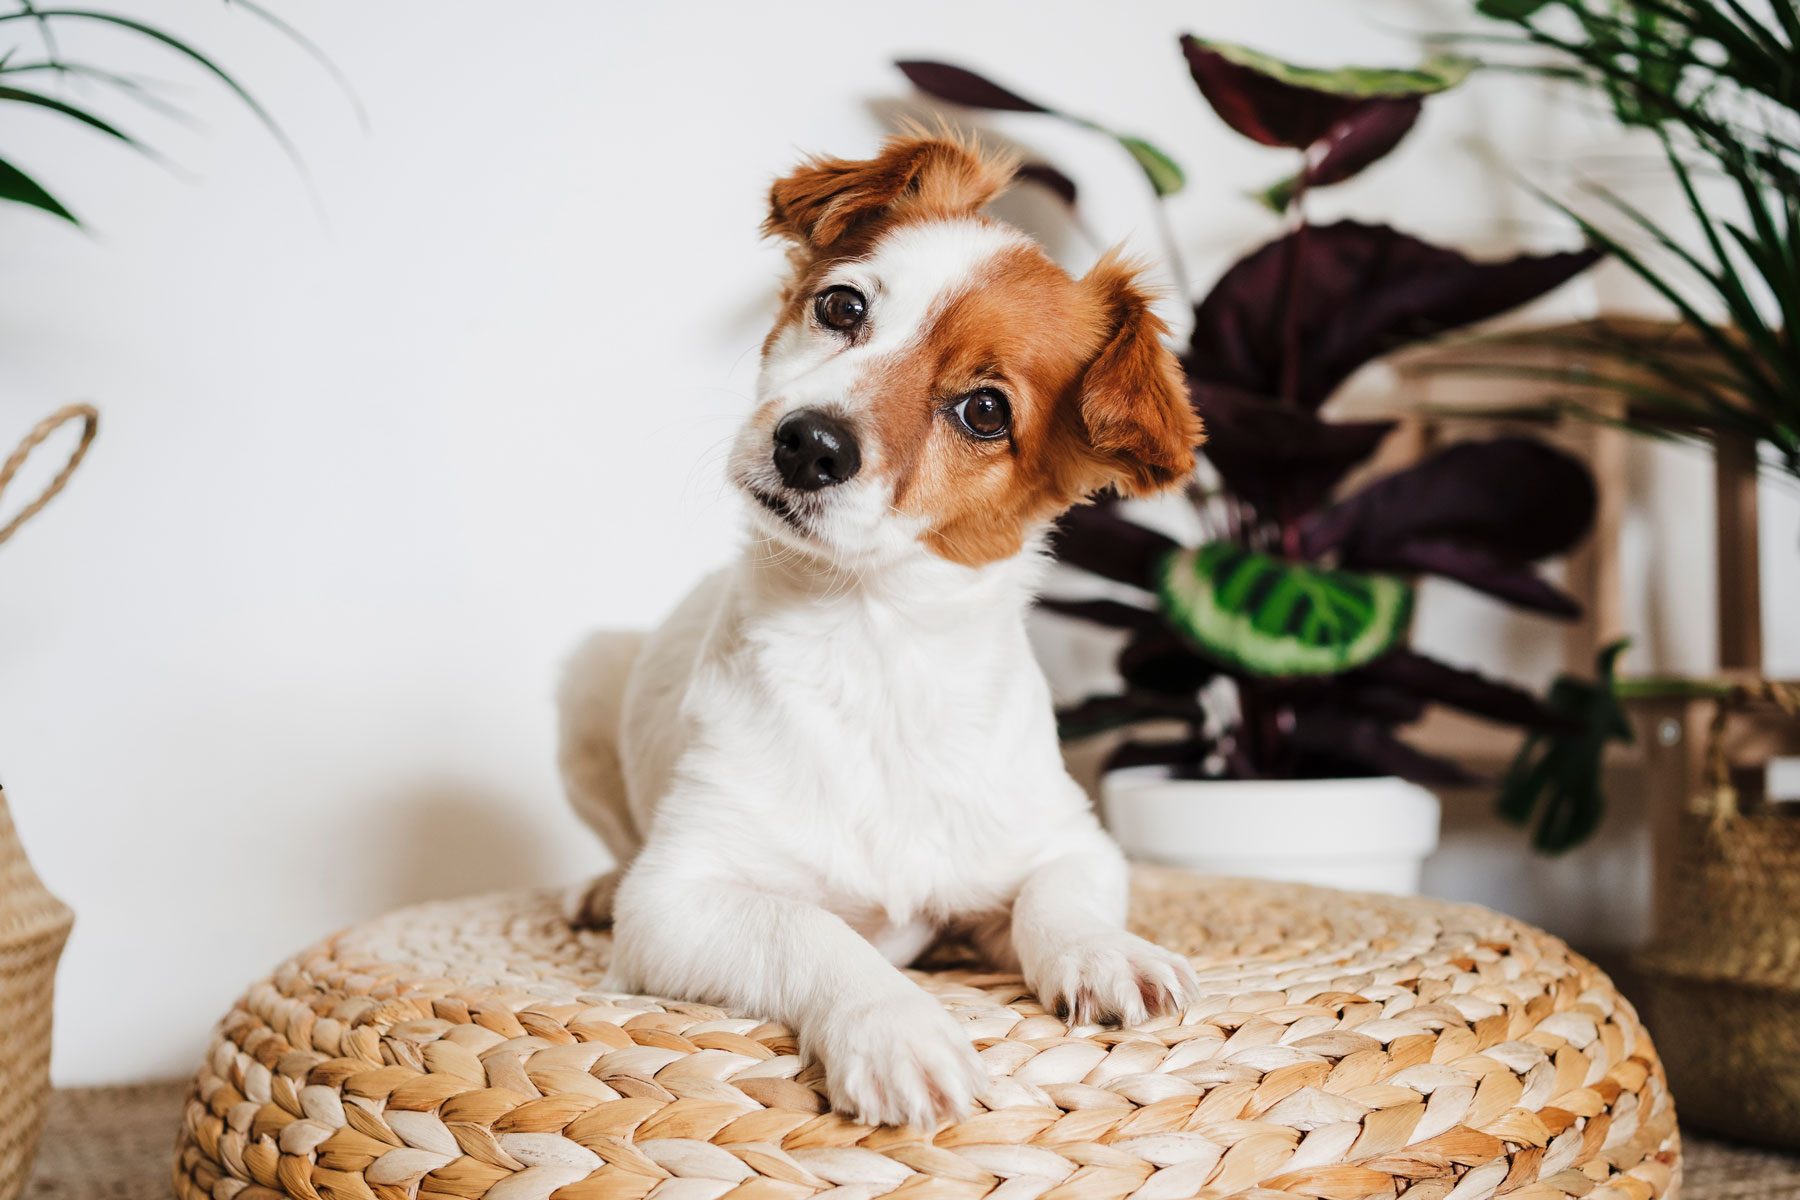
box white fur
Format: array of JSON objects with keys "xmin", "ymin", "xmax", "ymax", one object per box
[{"xmin": 559, "ymin": 217, "xmax": 1195, "ymax": 1129}]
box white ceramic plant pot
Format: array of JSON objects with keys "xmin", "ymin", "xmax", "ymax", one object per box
[{"xmin": 1101, "ymin": 769, "xmax": 1442, "ymax": 895}]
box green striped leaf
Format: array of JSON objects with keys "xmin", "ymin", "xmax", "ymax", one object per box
[{"xmin": 1156, "ymin": 541, "xmax": 1412, "ymax": 677}]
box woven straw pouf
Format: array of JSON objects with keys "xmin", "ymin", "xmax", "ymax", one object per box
[{"xmin": 174, "ymin": 869, "xmax": 1679, "ymax": 1200}]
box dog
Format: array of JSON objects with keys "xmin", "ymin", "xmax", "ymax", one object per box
[{"xmin": 558, "ymin": 130, "xmax": 1204, "ymax": 1129}]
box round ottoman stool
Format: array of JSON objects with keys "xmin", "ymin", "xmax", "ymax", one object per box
[{"xmin": 174, "ymin": 870, "xmax": 1679, "ymax": 1200}]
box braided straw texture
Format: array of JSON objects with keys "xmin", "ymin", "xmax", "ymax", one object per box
[
  {"xmin": 1, "ymin": 792, "xmax": 75, "ymax": 1200},
  {"xmin": 174, "ymin": 870, "xmax": 1678, "ymax": 1200}
]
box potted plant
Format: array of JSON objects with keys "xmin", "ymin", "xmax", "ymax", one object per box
[{"xmin": 899, "ymin": 37, "xmax": 1602, "ymax": 892}]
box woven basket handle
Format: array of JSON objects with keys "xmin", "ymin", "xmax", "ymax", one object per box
[
  {"xmin": 0, "ymin": 404, "xmax": 99, "ymax": 549},
  {"xmin": 1701, "ymin": 679, "xmax": 1800, "ymax": 820}
]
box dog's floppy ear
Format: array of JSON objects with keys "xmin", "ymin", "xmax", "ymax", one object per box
[
  {"xmin": 1076, "ymin": 251, "xmax": 1203, "ymax": 497},
  {"xmin": 764, "ymin": 130, "xmax": 1015, "ymax": 249}
]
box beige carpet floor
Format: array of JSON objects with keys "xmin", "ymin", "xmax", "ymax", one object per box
[{"xmin": 21, "ymin": 1081, "xmax": 1800, "ymax": 1199}]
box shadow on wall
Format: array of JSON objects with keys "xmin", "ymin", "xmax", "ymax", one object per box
[
  {"xmin": 1421, "ymin": 757, "xmax": 1654, "ymax": 955},
  {"xmin": 366, "ymin": 780, "xmax": 569, "ymax": 908}
]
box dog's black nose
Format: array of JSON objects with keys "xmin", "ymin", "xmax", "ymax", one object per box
[{"xmin": 772, "ymin": 409, "xmax": 861, "ymax": 490}]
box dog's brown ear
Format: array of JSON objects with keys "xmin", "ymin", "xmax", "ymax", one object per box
[
  {"xmin": 1076, "ymin": 251, "xmax": 1203, "ymax": 497},
  {"xmin": 764, "ymin": 130, "xmax": 1015, "ymax": 249}
]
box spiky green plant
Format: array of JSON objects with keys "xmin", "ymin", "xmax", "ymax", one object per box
[
  {"xmin": 1468, "ymin": 0, "xmax": 1799, "ymax": 480},
  {"xmin": 0, "ymin": 1, "xmax": 348, "ymax": 225}
]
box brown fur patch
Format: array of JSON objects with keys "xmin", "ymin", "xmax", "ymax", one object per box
[
  {"xmin": 880, "ymin": 244, "xmax": 1110, "ymax": 566},
  {"xmin": 1076, "ymin": 251, "xmax": 1203, "ymax": 497},
  {"xmin": 869, "ymin": 244, "xmax": 1202, "ymax": 566},
  {"xmin": 764, "ymin": 128, "xmax": 1018, "ymax": 252}
]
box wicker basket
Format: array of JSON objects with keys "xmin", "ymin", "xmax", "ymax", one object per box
[
  {"xmin": 0, "ymin": 790, "xmax": 74, "ymax": 1200},
  {"xmin": 0, "ymin": 407, "xmax": 96, "ymax": 1198},
  {"xmin": 1636, "ymin": 681, "xmax": 1800, "ymax": 1149}
]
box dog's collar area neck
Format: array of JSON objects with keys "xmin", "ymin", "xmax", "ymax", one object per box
[{"xmin": 741, "ymin": 539, "xmax": 1038, "ymax": 610}]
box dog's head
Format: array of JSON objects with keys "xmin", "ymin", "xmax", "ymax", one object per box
[{"xmin": 732, "ymin": 130, "xmax": 1203, "ymax": 568}]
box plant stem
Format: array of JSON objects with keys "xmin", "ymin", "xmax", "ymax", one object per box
[
  {"xmin": 1276, "ymin": 165, "xmax": 1311, "ymax": 559},
  {"xmin": 1278, "ymin": 168, "xmax": 1309, "ymax": 409},
  {"xmin": 1151, "ymin": 195, "xmax": 1195, "ymax": 304}
]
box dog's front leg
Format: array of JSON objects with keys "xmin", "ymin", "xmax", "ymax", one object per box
[
  {"xmin": 1011, "ymin": 829, "xmax": 1197, "ymax": 1027},
  {"xmin": 609, "ymin": 860, "xmax": 987, "ymax": 1128}
]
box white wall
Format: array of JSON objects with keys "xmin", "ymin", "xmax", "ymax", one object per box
[{"xmin": 1, "ymin": 1, "xmax": 1794, "ymax": 1085}]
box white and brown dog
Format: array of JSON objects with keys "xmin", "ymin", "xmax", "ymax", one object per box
[{"xmin": 558, "ymin": 131, "xmax": 1204, "ymax": 1129}]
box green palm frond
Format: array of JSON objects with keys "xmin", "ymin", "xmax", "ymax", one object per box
[
  {"xmin": 1468, "ymin": 0, "xmax": 1800, "ymax": 482},
  {"xmin": 0, "ymin": 2, "xmax": 353, "ymax": 226}
]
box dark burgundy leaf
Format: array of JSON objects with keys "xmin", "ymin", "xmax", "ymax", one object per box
[
  {"xmin": 1186, "ymin": 222, "xmax": 1601, "ymax": 408},
  {"xmin": 1287, "ymin": 709, "xmax": 1476, "ymax": 784},
  {"xmin": 1359, "ymin": 539, "xmax": 1584, "ymax": 615},
  {"xmin": 1181, "ymin": 38, "xmax": 1370, "ymax": 148},
  {"xmin": 1352, "ymin": 650, "xmax": 1578, "ymax": 731},
  {"xmin": 1327, "ymin": 678, "xmax": 1429, "ymax": 726},
  {"xmin": 1303, "ymin": 437, "xmax": 1597, "ymax": 564},
  {"xmin": 1048, "ymin": 506, "xmax": 1178, "ymax": 590},
  {"xmin": 1103, "ymin": 737, "xmax": 1211, "ymax": 774},
  {"xmin": 1057, "ymin": 693, "xmax": 1204, "ymax": 740},
  {"xmin": 1035, "ymin": 596, "xmax": 1160, "ymax": 633},
  {"xmin": 1056, "ymin": 695, "xmax": 1140, "ymax": 738},
  {"xmin": 1192, "ymin": 382, "xmax": 1395, "ymax": 518},
  {"xmin": 1119, "ymin": 628, "xmax": 1215, "ymax": 695},
  {"xmin": 1260, "ymin": 101, "xmax": 1421, "ymax": 210},
  {"xmin": 1247, "ymin": 673, "xmax": 1425, "ymax": 726},
  {"xmin": 1015, "ymin": 161, "xmax": 1078, "ymax": 206},
  {"xmin": 1308, "ymin": 97, "xmax": 1420, "ymax": 188},
  {"xmin": 895, "ymin": 60, "xmax": 1051, "ymax": 113}
]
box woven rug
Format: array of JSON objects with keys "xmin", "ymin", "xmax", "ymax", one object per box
[{"xmin": 23, "ymin": 1083, "xmax": 1800, "ymax": 1197}]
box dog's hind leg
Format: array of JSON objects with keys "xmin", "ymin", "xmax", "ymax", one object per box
[{"xmin": 557, "ymin": 629, "xmax": 646, "ymax": 927}]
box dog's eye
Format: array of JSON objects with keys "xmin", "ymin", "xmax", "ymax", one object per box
[
  {"xmin": 952, "ymin": 389, "xmax": 1011, "ymax": 440},
  {"xmin": 814, "ymin": 286, "xmax": 867, "ymax": 333}
]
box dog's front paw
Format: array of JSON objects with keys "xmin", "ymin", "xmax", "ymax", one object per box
[
  {"xmin": 1030, "ymin": 930, "xmax": 1196, "ymax": 1028},
  {"xmin": 811, "ymin": 992, "xmax": 987, "ymax": 1129}
]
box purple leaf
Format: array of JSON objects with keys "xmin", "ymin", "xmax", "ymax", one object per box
[
  {"xmin": 1016, "ymin": 161, "xmax": 1078, "ymax": 206},
  {"xmin": 1353, "ymin": 650, "xmax": 1577, "ymax": 731},
  {"xmin": 1103, "ymin": 736, "xmax": 1213, "ymax": 774},
  {"xmin": 1119, "ymin": 628, "xmax": 1215, "ymax": 695},
  {"xmin": 1357, "ymin": 539, "xmax": 1585, "ymax": 616},
  {"xmin": 895, "ymin": 60, "xmax": 1052, "ymax": 113},
  {"xmin": 1308, "ymin": 98, "xmax": 1422, "ymax": 187},
  {"xmin": 1057, "ymin": 693, "xmax": 1204, "ymax": 740},
  {"xmin": 1304, "ymin": 675, "xmax": 1429, "ymax": 726},
  {"xmin": 1303, "ymin": 437, "xmax": 1597, "ymax": 566},
  {"xmin": 1181, "ymin": 39, "xmax": 1373, "ymax": 148},
  {"xmin": 1288, "ymin": 709, "xmax": 1477, "ymax": 784},
  {"xmin": 1036, "ymin": 596, "xmax": 1161, "ymax": 634},
  {"xmin": 1193, "ymin": 383, "xmax": 1395, "ymax": 518},
  {"xmin": 1048, "ymin": 506, "xmax": 1177, "ymax": 590},
  {"xmin": 1186, "ymin": 222, "xmax": 1600, "ymax": 409},
  {"xmin": 1259, "ymin": 100, "xmax": 1421, "ymax": 210}
]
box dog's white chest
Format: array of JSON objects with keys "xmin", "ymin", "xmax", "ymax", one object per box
[{"xmin": 682, "ymin": 588, "xmax": 1063, "ymax": 923}]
